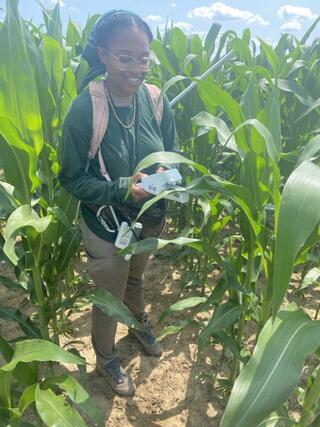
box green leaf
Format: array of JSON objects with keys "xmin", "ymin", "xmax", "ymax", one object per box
[
  {"xmin": 220, "ymin": 305, "xmax": 320, "ymax": 427},
  {"xmin": 277, "ymin": 78, "xmax": 314, "ymax": 107},
  {"xmin": 1, "ymin": 339, "xmax": 85, "ymax": 371},
  {"xmin": 119, "ymin": 236, "xmax": 200, "ymax": 256},
  {"xmin": 257, "ymin": 407, "xmax": 294, "ymax": 426},
  {"xmin": 35, "ymin": 386, "xmax": 87, "ymax": 427},
  {"xmin": 299, "ymin": 268, "xmax": 320, "ymax": 291},
  {"xmin": 0, "ymin": 370, "xmax": 12, "ymax": 408},
  {"xmin": 89, "ymin": 288, "xmax": 143, "ymax": 332},
  {"xmin": 196, "ymin": 80, "xmax": 247, "ymax": 152},
  {"xmin": 157, "ymin": 319, "xmax": 195, "ymax": 340},
  {"xmin": 47, "ymin": 374, "xmax": 104, "ymax": 427},
  {"xmin": 151, "ymin": 39, "xmax": 178, "ymax": 74},
  {"xmin": 3, "ymin": 205, "xmax": 52, "ymax": 265},
  {"xmin": 239, "ymin": 152, "xmax": 270, "ymax": 212},
  {"xmin": 66, "ymin": 19, "xmax": 81, "ymax": 49},
  {"xmin": 0, "ymin": 335, "xmax": 13, "ymax": 362},
  {"xmin": 41, "ymin": 35, "xmax": 63, "ymax": 105},
  {"xmin": 0, "ymin": 335, "xmax": 37, "ymax": 386},
  {"xmin": 55, "ymin": 187, "xmax": 79, "ymax": 223},
  {"xmin": 255, "ymin": 83, "xmax": 282, "ymax": 157},
  {"xmin": 198, "ymin": 304, "xmax": 242, "ymax": 350},
  {"xmin": 230, "ymin": 38, "xmax": 253, "ymax": 66},
  {"xmin": 45, "ymin": 2, "xmax": 63, "ymax": 44},
  {"xmin": 0, "ymin": 0, "xmax": 43, "ymax": 154},
  {"xmin": 232, "ymin": 119, "xmax": 280, "ymax": 164},
  {"xmin": 60, "ymin": 67, "xmax": 77, "ymax": 123},
  {"xmin": 0, "ymin": 117, "xmax": 40, "ymax": 203},
  {"xmin": 159, "ymin": 297, "xmax": 207, "ymax": 323},
  {"xmin": 300, "ymin": 16, "xmax": 320, "ymax": 44},
  {"xmin": 0, "ymin": 274, "xmax": 25, "ymax": 292},
  {"xmin": 240, "ymin": 74, "xmax": 261, "ymax": 119},
  {"xmin": 18, "ymin": 384, "xmax": 37, "ymax": 416},
  {"xmin": 272, "ymin": 162, "xmax": 320, "ymax": 315},
  {"xmin": 0, "ymin": 306, "xmax": 41, "ymax": 338},
  {"xmin": 55, "ymin": 226, "xmax": 81, "ymax": 274},
  {"xmin": 259, "ymin": 39, "xmax": 280, "ymax": 74},
  {"xmin": 134, "ymin": 151, "xmax": 208, "ymax": 176},
  {"xmin": 167, "ymin": 27, "xmax": 187, "ymax": 65},
  {"xmin": 297, "ymin": 135, "xmax": 320, "ymax": 166},
  {"xmin": 160, "ymin": 75, "xmax": 189, "ymax": 100},
  {"xmin": 295, "ymin": 97, "xmax": 320, "ymax": 123},
  {"xmin": 0, "ymin": 181, "xmax": 18, "ymax": 218},
  {"xmin": 189, "ymin": 176, "xmax": 261, "ymax": 236},
  {"xmin": 204, "ymin": 23, "xmax": 221, "ymax": 58},
  {"xmin": 192, "ymin": 111, "xmax": 238, "ymax": 153}
]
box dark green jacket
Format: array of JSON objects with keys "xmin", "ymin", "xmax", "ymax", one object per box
[{"xmin": 58, "ymin": 83, "xmax": 179, "ymax": 241}]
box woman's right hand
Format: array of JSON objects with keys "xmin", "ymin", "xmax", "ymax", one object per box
[{"xmin": 130, "ymin": 172, "xmax": 150, "ymax": 202}]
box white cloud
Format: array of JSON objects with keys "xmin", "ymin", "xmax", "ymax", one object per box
[
  {"xmin": 187, "ymin": 2, "xmax": 270, "ymax": 26},
  {"xmin": 280, "ymin": 20, "xmax": 302, "ymax": 31},
  {"xmin": 145, "ymin": 14, "xmax": 163, "ymax": 23},
  {"xmin": 175, "ymin": 21, "xmax": 193, "ymax": 31},
  {"xmin": 247, "ymin": 15, "xmax": 270, "ymax": 26},
  {"xmin": 278, "ymin": 5, "xmax": 317, "ymax": 21},
  {"xmin": 171, "ymin": 3, "xmax": 177, "ymax": 7}
]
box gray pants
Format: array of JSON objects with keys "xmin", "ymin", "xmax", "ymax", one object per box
[{"xmin": 80, "ymin": 218, "xmax": 154, "ymax": 359}]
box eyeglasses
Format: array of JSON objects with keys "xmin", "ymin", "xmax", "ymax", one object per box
[{"xmin": 102, "ymin": 48, "xmax": 151, "ymax": 70}]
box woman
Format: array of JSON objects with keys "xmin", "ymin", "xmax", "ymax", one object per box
[{"xmin": 58, "ymin": 10, "xmax": 178, "ymax": 396}]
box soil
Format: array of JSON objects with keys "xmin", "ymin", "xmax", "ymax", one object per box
[
  {"xmin": 0, "ymin": 251, "xmax": 225, "ymax": 427},
  {"xmin": 1, "ymin": 247, "xmax": 320, "ymax": 426}
]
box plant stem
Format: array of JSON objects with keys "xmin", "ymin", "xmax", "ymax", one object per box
[
  {"xmin": 201, "ymin": 254, "xmax": 209, "ymax": 296},
  {"xmin": 229, "ymin": 243, "xmax": 254, "ymax": 383},
  {"xmin": 314, "ymin": 303, "xmax": 320, "ymax": 320},
  {"xmin": 300, "ymin": 368, "xmax": 320, "ymax": 426},
  {"xmin": 32, "ymin": 266, "xmax": 49, "ymax": 341}
]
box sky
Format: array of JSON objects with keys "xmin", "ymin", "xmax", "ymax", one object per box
[{"xmin": 0, "ymin": 1, "xmax": 319, "ymax": 42}]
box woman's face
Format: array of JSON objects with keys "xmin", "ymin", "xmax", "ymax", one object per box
[{"xmin": 98, "ymin": 27, "xmax": 150, "ymax": 97}]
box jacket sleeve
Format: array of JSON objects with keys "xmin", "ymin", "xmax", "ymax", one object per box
[{"xmin": 58, "ymin": 100, "xmax": 131, "ymax": 206}]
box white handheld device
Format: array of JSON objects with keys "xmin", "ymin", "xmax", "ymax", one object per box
[{"xmin": 138, "ymin": 168, "xmax": 189, "ymax": 204}]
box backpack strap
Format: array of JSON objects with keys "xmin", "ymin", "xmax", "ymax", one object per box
[
  {"xmin": 88, "ymin": 80, "xmax": 109, "ymax": 161},
  {"xmin": 144, "ymin": 83, "xmax": 164, "ymax": 128}
]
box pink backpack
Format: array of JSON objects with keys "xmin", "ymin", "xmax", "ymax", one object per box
[{"xmin": 87, "ymin": 80, "xmax": 164, "ymax": 178}]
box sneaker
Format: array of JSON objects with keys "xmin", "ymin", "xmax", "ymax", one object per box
[
  {"xmin": 97, "ymin": 357, "xmax": 135, "ymax": 396},
  {"xmin": 129, "ymin": 315, "xmax": 163, "ymax": 357}
]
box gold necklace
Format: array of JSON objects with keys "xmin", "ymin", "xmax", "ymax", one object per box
[{"xmin": 104, "ymin": 83, "xmax": 136, "ymax": 129}]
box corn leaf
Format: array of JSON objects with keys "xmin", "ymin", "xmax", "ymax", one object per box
[
  {"xmin": 0, "ymin": 0, "xmax": 43, "ymax": 155},
  {"xmin": 0, "ymin": 117, "xmax": 40, "ymax": 203},
  {"xmin": 3, "ymin": 205, "xmax": 52, "ymax": 265},
  {"xmin": 272, "ymin": 161, "xmax": 320, "ymax": 315},
  {"xmin": 46, "ymin": 374, "xmax": 104, "ymax": 427},
  {"xmin": 35, "ymin": 386, "xmax": 87, "ymax": 427},
  {"xmin": 1, "ymin": 339, "xmax": 85, "ymax": 371},
  {"xmin": 220, "ymin": 305, "xmax": 320, "ymax": 427},
  {"xmin": 89, "ymin": 288, "xmax": 144, "ymax": 332}
]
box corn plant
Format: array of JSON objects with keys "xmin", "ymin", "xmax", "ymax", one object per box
[
  {"xmin": 0, "ymin": 2, "xmax": 144, "ymax": 425},
  {"xmin": 125, "ymin": 19, "xmax": 320, "ymax": 425},
  {"xmin": 0, "ymin": 338, "xmax": 104, "ymax": 427}
]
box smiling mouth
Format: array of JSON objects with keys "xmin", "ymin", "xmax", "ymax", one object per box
[{"xmin": 126, "ymin": 77, "xmax": 144, "ymax": 84}]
